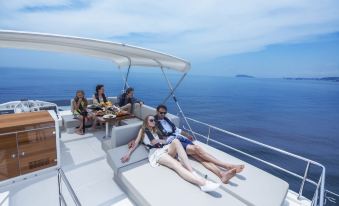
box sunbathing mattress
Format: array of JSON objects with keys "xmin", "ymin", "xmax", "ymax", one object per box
[{"xmin": 118, "ymin": 141, "xmax": 289, "ymax": 206}]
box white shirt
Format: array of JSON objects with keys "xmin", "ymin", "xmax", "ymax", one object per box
[
  {"xmin": 159, "ymin": 119, "xmax": 182, "ymax": 143},
  {"xmin": 159, "ymin": 119, "xmax": 181, "ymax": 135},
  {"xmin": 143, "ymin": 130, "xmax": 161, "ymax": 146}
]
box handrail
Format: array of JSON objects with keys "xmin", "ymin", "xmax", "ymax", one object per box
[
  {"xmin": 186, "ymin": 117, "xmax": 325, "ymax": 168},
  {"xmin": 189, "ymin": 130, "xmax": 319, "ymax": 186},
  {"xmin": 58, "ymin": 168, "xmax": 81, "ymax": 206},
  {"xmin": 325, "ymin": 190, "xmax": 339, "ymax": 204},
  {"xmin": 184, "ymin": 116, "xmax": 327, "ymax": 206}
]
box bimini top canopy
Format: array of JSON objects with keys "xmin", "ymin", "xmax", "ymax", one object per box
[{"xmin": 0, "ymin": 30, "xmax": 190, "ymax": 73}]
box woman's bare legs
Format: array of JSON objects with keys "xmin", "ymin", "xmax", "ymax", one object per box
[
  {"xmin": 186, "ymin": 145, "xmax": 244, "ymax": 173},
  {"xmin": 76, "ymin": 116, "xmax": 84, "ymax": 135},
  {"xmin": 191, "ymin": 154, "xmax": 236, "ymax": 183},
  {"xmin": 90, "ymin": 114, "xmax": 98, "ymax": 129},
  {"xmin": 167, "ymin": 139, "xmax": 193, "ymax": 172},
  {"xmin": 158, "ymin": 153, "xmax": 205, "ymax": 186}
]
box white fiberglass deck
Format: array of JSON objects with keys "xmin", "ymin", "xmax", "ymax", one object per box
[
  {"xmin": 0, "ymin": 110, "xmax": 313, "ymax": 206},
  {"xmin": 0, "ymin": 128, "xmax": 134, "ymax": 206}
]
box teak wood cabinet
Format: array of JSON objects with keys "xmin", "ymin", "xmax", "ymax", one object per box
[{"xmin": 0, "ymin": 111, "xmax": 57, "ymax": 181}]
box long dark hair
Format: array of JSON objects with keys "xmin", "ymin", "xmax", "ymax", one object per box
[
  {"xmin": 74, "ymin": 90, "xmax": 88, "ymax": 108},
  {"xmin": 95, "ymin": 84, "xmax": 107, "ymax": 103},
  {"xmin": 141, "ymin": 115, "xmax": 159, "ymax": 141}
]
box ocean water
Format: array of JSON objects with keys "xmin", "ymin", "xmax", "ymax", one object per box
[{"xmin": 1, "ymin": 68, "xmax": 338, "ymax": 200}]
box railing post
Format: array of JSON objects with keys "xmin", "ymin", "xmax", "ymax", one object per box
[
  {"xmin": 57, "ymin": 168, "xmax": 82, "ymax": 206},
  {"xmin": 206, "ymin": 127, "xmax": 211, "ymax": 145},
  {"xmin": 319, "ymin": 169, "xmax": 326, "ymax": 206},
  {"xmin": 298, "ymin": 161, "xmax": 310, "ymax": 199},
  {"xmin": 58, "ymin": 168, "xmax": 62, "ymax": 206},
  {"xmin": 312, "ymin": 186, "xmax": 319, "ymax": 206}
]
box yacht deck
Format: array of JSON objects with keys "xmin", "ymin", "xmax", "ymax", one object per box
[
  {"xmin": 0, "ymin": 110, "xmax": 313, "ymax": 206},
  {"xmin": 0, "ymin": 129, "xmax": 134, "ymax": 206}
]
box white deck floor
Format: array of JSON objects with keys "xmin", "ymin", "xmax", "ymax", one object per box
[
  {"xmin": 0, "ymin": 110, "xmax": 312, "ymax": 206},
  {"xmin": 0, "ymin": 129, "xmax": 134, "ymax": 206}
]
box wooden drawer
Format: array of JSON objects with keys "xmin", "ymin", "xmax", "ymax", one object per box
[
  {"xmin": 0, "ymin": 161, "xmax": 20, "ymax": 181},
  {"xmin": 17, "ymin": 128, "xmax": 56, "ymax": 149},
  {"xmin": 0, "ymin": 111, "xmax": 57, "ymax": 181},
  {"xmin": 17, "ymin": 128, "xmax": 57, "ymax": 174},
  {"xmin": 0, "ymin": 133, "xmax": 20, "ymax": 180},
  {"xmin": 19, "ymin": 151, "xmax": 57, "ymax": 175}
]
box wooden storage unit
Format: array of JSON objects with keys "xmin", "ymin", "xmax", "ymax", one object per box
[
  {"xmin": 0, "ymin": 133, "xmax": 20, "ymax": 180},
  {"xmin": 0, "ymin": 111, "xmax": 57, "ymax": 181}
]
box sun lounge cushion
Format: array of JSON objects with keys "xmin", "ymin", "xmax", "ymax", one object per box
[
  {"xmin": 118, "ymin": 141, "xmax": 289, "ymax": 206},
  {"xmin": 106, "ymin": 144, "xmax": 148, "ymax": 175},
  {"xmin": 63, "ymin": 115, "xmax": 79, "ymax": 128},
  {"xmin": 120, "ymin": 117, "xmax": 142, "ymax": 126},
  {"xmin": 111, "ymin": 123, "xmax": 142, "ymax": 148}
]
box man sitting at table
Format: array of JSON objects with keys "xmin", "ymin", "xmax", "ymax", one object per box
[
  {"xmin": 118, "ymin": 87, "xmax": 143, "ymax": 113},
  {"xmin": 154, "ymin": 104, "xmax": 244, "ymax": 183}
]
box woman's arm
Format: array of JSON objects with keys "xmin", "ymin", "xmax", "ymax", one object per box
[
  {"xmin": 72, "ymin": 99, "xmax": 81, "ymax": 114},
  {"xmin": 132, "ymin": 97, "xmax": 143, "ymax": 105},
  {"xmin": 180, "ymin": 130, "xmax": 194, "ymax": 141},
  {"xmin": 92, "ymin": 95, "xmax": 99, "ymax": 105},
  {"xmin": 121, "ymin": 129, "xmax": 143, "ymax": 162},
  {"xmin": 150, "ymin": 138, "xmax": 166, "ymax": 145}
]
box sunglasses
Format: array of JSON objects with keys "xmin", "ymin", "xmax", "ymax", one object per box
[
  {"xmin": 149, "ymin": 119, "xmax": 155, "ymax": 122},
  {"xmin": 159, "ymin": 112, "xmax": 167, "ymax": 115}
]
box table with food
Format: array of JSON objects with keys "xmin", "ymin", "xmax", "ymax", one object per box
[{"xmin": 88, "ymin": 101, "xmax": 134, "ymax": 138}]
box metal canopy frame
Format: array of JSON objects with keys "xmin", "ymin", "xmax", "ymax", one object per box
[{"xmin": 118, "ymin": 62, "xmax": 196, "ymax": 140}]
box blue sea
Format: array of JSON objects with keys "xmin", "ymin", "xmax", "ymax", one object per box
[{"xmin": 1, "ymin": 68, "xmax": 338, "ymax": 201}]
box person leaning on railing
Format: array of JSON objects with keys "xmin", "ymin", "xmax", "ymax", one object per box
[{"xmin": 72, "ymin": 90, "xmax": 97, "ymax": 135}]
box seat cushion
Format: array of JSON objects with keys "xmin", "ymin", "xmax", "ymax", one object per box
[
  {"xmin": 120, "ymin": 161, "xmax": 247, "ymax": 206},
  {"xmin": 118, "ymin": 141, "xmax": 289, "ymax": 206},
  {"xmin": 111, "ymin": 123, "xmax": 142, "ymax": 148},
  {"xmin": 107, "ymin": 145, "xmax": 149, "ymax": 175},
  {"xmin": 120, "ymin": 117, "xmax": 142, "ymax": 126},
  {"xmin": 191, "ymin": 141, "xmax": 289, "ymax": 206},
  {"xmin": 63, "ymin": 115, "xmax": 79, "ymax": 128}
]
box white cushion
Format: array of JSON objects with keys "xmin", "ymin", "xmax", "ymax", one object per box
[{"xmin": 119, "ymin": 141, "xmax": 289, "ymax": 206}]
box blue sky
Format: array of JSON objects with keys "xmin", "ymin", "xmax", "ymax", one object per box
[{"xmin": 1, "ymin": 0, "xmax": 339, "ymax": 77}]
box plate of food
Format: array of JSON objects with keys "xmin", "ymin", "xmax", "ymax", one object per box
[{"xmin": 103, "ymin": 114, "xmax": 116, "ymax": 119}]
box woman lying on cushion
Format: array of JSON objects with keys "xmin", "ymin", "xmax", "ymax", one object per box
[{"xmin": 121, "ymin": 115, "xmax": 220, "ymax": 192}]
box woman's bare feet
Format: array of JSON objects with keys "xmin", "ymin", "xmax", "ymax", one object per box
[
  {"xmin": 75, "ymin": 129, "xmax": 84, "ymax": 135},
  {"xmin": 231, "ymin": 165, "xmax": 245, "ymax": 173},
  {"xmin": 220, "ymin": 168, "xmax": 236, "ymax": 184}
]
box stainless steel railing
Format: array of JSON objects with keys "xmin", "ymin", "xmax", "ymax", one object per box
[
  {"xmin": 325, "ymin": 190, "xmax": 339, "ymax": 205},
  {"xmin": 183, "ymin": 116, "xmax": 328, "ymax": 206},
  {"xmin": 57, "ymin": 168, "xmax": 81, "ymax": 206}
]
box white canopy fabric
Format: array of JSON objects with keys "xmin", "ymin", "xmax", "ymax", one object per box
[{"xmin": 0, "ymin": 30, "xmax": 190, "ymax": 73}]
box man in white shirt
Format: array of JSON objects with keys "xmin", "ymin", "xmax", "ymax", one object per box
[{"xmin": 154, "ymin": 104, "xmax": 244, "ymax": 184}]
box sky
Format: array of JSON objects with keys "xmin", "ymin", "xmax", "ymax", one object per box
[{"xmin": 0, "ymin": 0, "xmax": 339, "ymax": 77}]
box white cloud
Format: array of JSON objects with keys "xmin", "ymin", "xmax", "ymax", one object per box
[{"xmin": 1, "ymin": 0, "xmax": 339, "ymax": 60}]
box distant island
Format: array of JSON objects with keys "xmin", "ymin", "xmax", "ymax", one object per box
[
  {"xmin": 283, "ymin": 77, "xmax": 339, "ymax": 82},
  {"xmin": 235, "ymin": 74, "xmax": 255, "ymax": 78}
]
